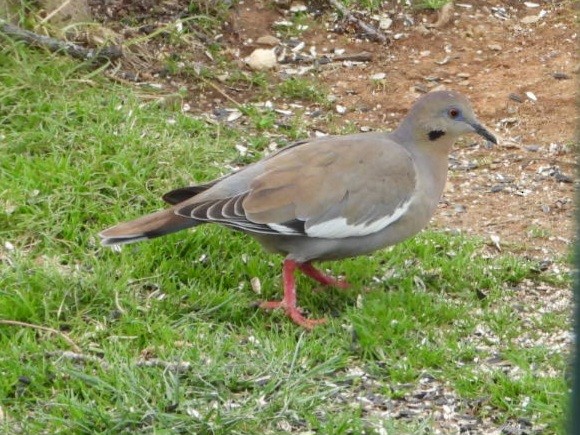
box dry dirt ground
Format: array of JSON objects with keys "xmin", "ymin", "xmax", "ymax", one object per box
[{"xmin": 90, "ymin": 0, "xmax": 577, "ymax": 267}]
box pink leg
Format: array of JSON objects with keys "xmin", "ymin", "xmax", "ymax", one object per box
[
  {"xmin": 259, "ymin": 259, "xmax": 326, "ymax": 329},
  {"xmin": 298, "ymin": 262, "xmax": 350, "ymax": 289}
]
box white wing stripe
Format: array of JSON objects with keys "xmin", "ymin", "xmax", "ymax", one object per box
[
  {"xmin": 306, "ymin": 199, "xmax": 412, "ymax": 239},
  {"xmin": 267, "ymin": 223, "xmax": 301, "ymax": 235}
]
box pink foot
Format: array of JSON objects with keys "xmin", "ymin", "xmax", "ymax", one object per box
[
  {"xmin": 259, "ymin": 300, "xmax": 326, "ymax": 329},
  {"xmin": 298, "ymin": 262, "xmax": 350, "ymax": 289},
  {"xmin": 257, "ymin": 259, "xmax": 327, "ymax": 329}
]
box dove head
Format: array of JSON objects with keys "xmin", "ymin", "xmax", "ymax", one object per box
[{"xmin": 394, "ymin": 90, "xmax": 497, "ymax": 151}]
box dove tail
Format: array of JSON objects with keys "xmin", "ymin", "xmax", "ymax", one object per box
[{"xmin": 99, "ymin": 209, "xmax": 198, "ymax": 246}]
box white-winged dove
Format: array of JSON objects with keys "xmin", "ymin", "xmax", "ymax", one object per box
[{"xmin": 100, "ymin": 90, "xmax": 497, "ymax": 328}]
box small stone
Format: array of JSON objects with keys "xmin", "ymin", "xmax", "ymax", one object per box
[
  {"xmin": 554, "ymin": 172, "xmax": 574, "ymax": 183},
  {"xmin": 246, "ymin": 48, "xmax": 277, "ymax": 70},
  {"xmin": 435, "ymin": 55, "xmax": 451, "ymax": 65},
  {"xmin": 509, "ymin": 93, "xmax": 524, "ymax": 103},
  {"xmin": 335, "ymin": 105, "xmax": 347, "ymax": 114},
  {"xmin": 457, "ymin": 72, "xmax": 470, "ymax": 78},
  {"xmin": 256, "ymin": 35, "xmax": 280, "ymax": 46},
  {"xmin": 524, "ymin": 145, "xmax": 540, "ymax": 152},
  {"xmin": 552, "ymin": 72, "xmax": 570, "ymax": 80},
  {"xmin": 500, "ymin": 117, "xmax": 518, "ymax": 126},
  {"xmin": 414, "ymin": 84, "xmax": 429, "ymax": 93},
  {"xmin": 379, "ymin": 17, "xmax": 393, "ymax": 30},
  {"xmin": 488, "ymin": 44, "xmax": 502, "ymax": 51},
  {"xmin": 524, "ymin": 2, "xmax": 540, "ymax": 7},
  {"xmin": 521, "ymin": 15, "xmax": 540, "ymax": 24}
]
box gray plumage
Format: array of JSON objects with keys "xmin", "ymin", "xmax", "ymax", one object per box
[{"xmin": 100, "ymin": 90, "xmax": 497, "ymax": 328}]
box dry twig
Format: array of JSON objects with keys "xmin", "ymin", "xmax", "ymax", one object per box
[
  {"xmin": 280, "ymin": 51, "xmax": 373, "ymax": 65},
  {"xmin": 0, "ymin": 18, "xmax": 122, "ymax": 64},
  {"xmin": 136, "ymin": 358, "xmax": 192, "ymax": 372},
  {"xmin": 328, "ymin": 0, "xmax": 388, "ymax": 43},
  {"xmin": 0, "ymin": 319, "xmax": 82, "ymax": 353}
]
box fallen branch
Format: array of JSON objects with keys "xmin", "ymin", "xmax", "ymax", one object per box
[
  {"xmin": 0, "ymin": 319, "xmax": 82, "ymax": 353},
  {"xmin": 280, "ymin": 51, "xmax": 373, "ymax": 65},
  {"xmin": 136, "ymin": 358, "xmax": 192, "ymax": 372},
  {"xmin": 198, "ymin": 75, "xmax": 242, "ymax": 108},
  {"xmin": 0, "ymin": 18, "xmax": 122, "ymax": 64},
  {"xmin": 328, "ymin": 0, "xmax": 388, "ymax": 43},
  {"xmin": 333, "ymin": 51, "xmax": 374, "ymax": 62}
]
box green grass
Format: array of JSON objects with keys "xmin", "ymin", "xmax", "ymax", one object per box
[
  {"xmin": 413, "ymin": 0, "xmax": 450, "ymax": 10},
  {"xmin": 277, "ymin": 78, "xmax": 328, "ymax": 105},
  {"xmin": 0, "ymin": 41, "xmax": 572, "ymax": 434}
]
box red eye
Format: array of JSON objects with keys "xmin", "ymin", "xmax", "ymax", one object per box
[{"xmin": 448, "ymin": 108, "xmax": 460, "ymax": 118}]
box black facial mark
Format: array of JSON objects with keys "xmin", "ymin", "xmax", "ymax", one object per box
[{"xmin": 428, "ymin": 130, "xmax": 446, "ymax": 141}]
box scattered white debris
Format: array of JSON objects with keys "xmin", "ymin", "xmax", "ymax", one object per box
[
  {"xmin": 186, "ymin": 408, "xmax": 202, "ymax": 419},
  {"xmin": 289, "ymin": 2, "xmax": 307, "ymax": 13},
  {"xmin": 226, "ymin": 110, "xmax": 243, "ymax": 122},
  {"xmin": 525, "ymin": 91, "xmax": 537, "ymax": 102},
  {"xmin": 235, "ymin": 144, "xmax": 248, "ymax": 156},
  {"xmin": 370, "ymin": 72, "xmax": 386, "ymax": 80},
  {"xmin": 490, "ymin": 234, "xmax": 501, "ymax": 251},
  {"xmin": 291, "ymin": 41, "xmax": 305, "ymax": 52},
  {"xmin": 250, "ymin": 277, "xmax": 261, "ymax": 295}
]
